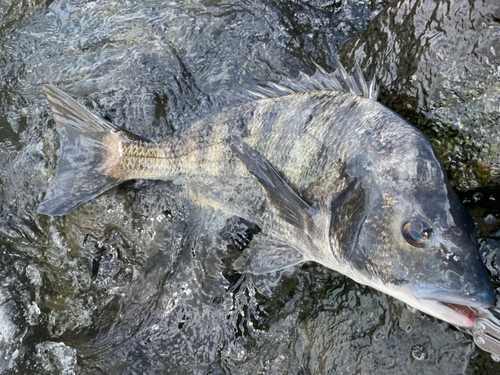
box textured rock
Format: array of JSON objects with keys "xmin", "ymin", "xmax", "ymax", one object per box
[{"xmin": 340, "ymin": 0, "xmax": 500, "ymax": 190}]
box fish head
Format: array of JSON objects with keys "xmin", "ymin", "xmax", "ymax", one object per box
[{"xmin": 341, "ymin": 136, "xmax": 495, "ymax": 327}]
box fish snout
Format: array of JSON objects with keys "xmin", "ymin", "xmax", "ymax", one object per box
[{"xmin": 409, "ymin": 282, "xmax": 496, "ymax": 308}]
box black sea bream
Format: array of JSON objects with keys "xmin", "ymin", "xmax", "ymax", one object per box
[{"xmin": 38, "ymin": 64, "xmax": 496, "ymax": 330}]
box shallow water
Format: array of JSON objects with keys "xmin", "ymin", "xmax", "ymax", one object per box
[{"xmin": 0, "ymin": 1, "xmax": 499, "ymax": 374}]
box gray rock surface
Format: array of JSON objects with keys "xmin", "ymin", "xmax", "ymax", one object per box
[{"xmin": 340, "ymin": 0, "xmax": 500, "ymax": 190}]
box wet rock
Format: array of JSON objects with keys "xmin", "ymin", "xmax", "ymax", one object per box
[
  {"xmin": 481, "ymin": 239, "xmax": 500, "ymax": 279},
  {"xmin": 34, "ymin": 341, "xmax": 77, "ymax": 375},
  {"xmin": 340, "ymin": 0, "xmax": 500, "ymax": 190},
  {"xmin": 411, "ymin": 344, "xmax": 429, "ymax": 362},
  {"xmin": 0, "ymin": 253, "xmax": 41, "ymax": 373},
  {"xmin": 0, "ymin": 292, "xmax": 20, "ymax": 373},
  {"xmin": 485, "ymin": 214, "xmax": 497, "ymax": 225}
]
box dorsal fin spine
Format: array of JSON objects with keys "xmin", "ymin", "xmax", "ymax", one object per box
[
  {"xmin": 259, "ymin": 62, "xmax": 379, "ymax": 101},
  {"xmin": 336, "ymin": 63, "xmax": 356, "ymax": 93},
  {"xmin": 353, "ymin": 64, "xmax": 368, "ymax": 97},
  {"xmin": 279, "ymin": 76, "xmax": 308, "ymax": 93},
  {"xmin": 311, "ymin": 62, "xmax": 338, "ymax": 91},
  {"xmin": 266, "ymin": 82, "xmax": 295, "ymax": 96}
]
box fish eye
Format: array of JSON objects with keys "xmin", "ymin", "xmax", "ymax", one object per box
[{"xmin": 402, "ymin": 219, "xmax": 434, "ymax": 248}]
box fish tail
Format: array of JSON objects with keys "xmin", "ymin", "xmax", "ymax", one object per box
[{"xmin": 38, "ymin": 85, "xmax": 135, "ymax": 216}]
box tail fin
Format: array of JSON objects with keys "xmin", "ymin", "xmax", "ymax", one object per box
[{"xmin": 38, "ymin": 85, "xmax": 126, "ymax": 216}]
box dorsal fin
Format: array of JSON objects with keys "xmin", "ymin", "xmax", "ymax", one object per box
[
  {"xmin": 249, "ymin": 61, "xmax": 379, "ymax": 101},
  {"xmin": 196, "ymin": 62, "xmax": 379, "ymax": 119}
]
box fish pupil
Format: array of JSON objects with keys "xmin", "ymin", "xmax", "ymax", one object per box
[
  {"xmin": 402, "ymin": 219, "xmax": 434, "ymax": 248},
  {"xmin": 409, "ymin": 230, "xmax": 422, "ymax": 243}
]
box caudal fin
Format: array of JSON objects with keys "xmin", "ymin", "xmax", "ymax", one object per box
[{"xmin": 38, "ymin": 85, "xmax": 125, "ymax": 216}]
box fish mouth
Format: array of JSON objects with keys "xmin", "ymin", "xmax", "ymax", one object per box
[{"xmin": 408, "ymin": 283, "xmax": 496, "ymax": 327}]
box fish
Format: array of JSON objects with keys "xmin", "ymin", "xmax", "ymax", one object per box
[{"xmin": 38, "ymin": 63, "xmax": 496, "ymax": 331}]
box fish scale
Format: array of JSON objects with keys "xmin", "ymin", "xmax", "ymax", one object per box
[
  {"xmin": 37, "ymin": 64, "xmax": 500, "ymax": 358},
  {"xmin": 104, "ymin": 93, "xmax": 346, "ymax": 200}
]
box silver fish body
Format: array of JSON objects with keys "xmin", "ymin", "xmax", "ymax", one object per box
[{"xmin": 38, "ymin": 65, "xmax": 496, "ymax": 330}]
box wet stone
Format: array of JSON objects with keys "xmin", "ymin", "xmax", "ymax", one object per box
[
  {"xmin": 411, "ymin": 344, "xmax": 429, "ymax": 361},
  {"xmin": 340, "ymin": 0, "xmax": 500, "ymax": 190},
  {"xmin": 0, "ymin": 296, "xmax": 20, "ymax": 373},
  {"xmin": 34, "ymin": 342, "xmax": 77, "ymax": 375},
  {"xmin": 485, "ymin": 214, "xmax": 497, "ymax": 225},
  {"xmin": 481, "ymin": 240, "xmax": 500, "ymax": 278}
]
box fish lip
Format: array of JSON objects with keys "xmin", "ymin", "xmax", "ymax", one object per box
[
  {"xmin": 408, "ymin": 282, "xmax": 496, "ymax": 308},
  {"xmin": 418, "ymin": 300, "xmax": 479, "ymax": 327},
  {"xmin": 408, "ymin": 282, "xmax": 496, "ymax": 327}
]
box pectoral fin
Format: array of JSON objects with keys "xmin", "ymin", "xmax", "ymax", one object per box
[
  {"xmin": 234, "ymin": 234, "xmax": 308, "ymax": 274},
  {"xmin": 229, "ymin": 135, "xmax": 317, "ymax": 230}
]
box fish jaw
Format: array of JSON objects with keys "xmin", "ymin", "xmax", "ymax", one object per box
[
  {"xmin": 407, "ymin": 282, "xmax": 495, "ymax": 327},
  {"xmin": 410, "ymin": 299, "xmax": 478, "ymax": 327},
  {"xmin": 348, "ymin": 269, "xmax": 495, "ymax": 327},
  {"xmin": 408, "ymin": 282, "xmax": 495, "ymax": 309},
  {"xmin": 388, "ymin": 284, "xmax": 485, "ymax": 327}
]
